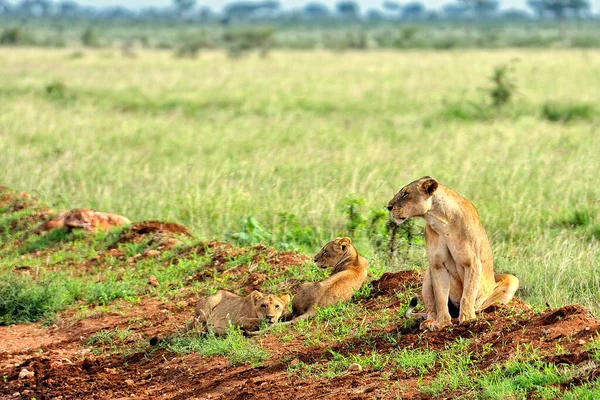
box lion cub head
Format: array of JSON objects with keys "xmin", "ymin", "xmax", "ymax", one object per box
[
  {"xmin": 251, "ymin": 291, "xmax": 291, "ymax": 325},
  {"xmin": 313, "ymin": 237, "xmax": 355, "ymax": 270},
  {"xmin": 387, "ymin": 176, "xmax": 439, "ymax": 224}
]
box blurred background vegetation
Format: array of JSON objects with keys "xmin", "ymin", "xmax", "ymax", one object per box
[{"xmin": 0, "ymin": 0, "xmax": 599, "ymax": 53}]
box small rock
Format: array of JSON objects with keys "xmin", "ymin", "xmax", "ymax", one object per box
[
  {"xmin": 585, "ymin": 326, "xmax": 591, "ymax": 331},
  {"xmin": 108, "ymin": 249, "xmax": 122, "ymax": 257},
  {"xmin": 147, "ymin": 275, "xmax": 159, "ymax": 287},
  {"xmin": 347, "ymin": 363, "xmax": 363, "ymax": 372},
  {"xmin": 12, "ymin": 393, "xmax": 20, "ymax": 398},
  {"xmin": 18, "ymin": 368, "xmax": 34, "ymax": 379},
  {"xmin": 578, "ymin": 339, "xmax": 586, "ymax": 345},
  {"xmin": 125, "ymin": 378, "xmax": 135, "ymax": 386},
  {"xmin": 289, "ymin": 359, "xmax": 300, "ymax": 367},
  {"xmin": 144, "ymin": 250, "xmax": 160, "ymax": 258}
]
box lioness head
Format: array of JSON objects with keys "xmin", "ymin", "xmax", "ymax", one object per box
[
  {"xmin": 387, "ymin": 176, "xmax": 439, "ymax": 224},
  {"xmin": 251, "ymin": 291, "xmax": 291, "ymax": 325},
  {"xmin": 313, "ymin": 237, "xmax": 354, "ymax": 269}
]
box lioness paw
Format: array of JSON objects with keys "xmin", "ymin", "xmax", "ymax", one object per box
[{"xmin": 458, "ymin": 309, "xmax": 476, "ymax": 324}]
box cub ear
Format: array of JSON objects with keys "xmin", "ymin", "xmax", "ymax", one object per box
[
  {"xmin": 250, "ymin": 290, "xmax": 264, "ymax": 304},
  {"xmin": 420, "ymin": 177, "xmax": 438, "ymax": 196},
  {"xmin": 337, "ymin": 237, "xmax": 352, "ymax": 251},
  {"xmin": 280, "ymin": 295, "xmax": 291, "ymax": 307}
]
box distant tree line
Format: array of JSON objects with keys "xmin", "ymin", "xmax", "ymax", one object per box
[{"xmin": 0, "ymin": 0, "xmax": 595, "ymax": 22}]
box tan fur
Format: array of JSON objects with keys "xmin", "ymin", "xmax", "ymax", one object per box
[
  {"xmin": 388, "ymin": 177, "xmax": 519, "ymax": 331},
  {"xmin": 189, "ymin": 290, "xmax": 291, "ymax": 335},
  {"xmin": 150, "ymin": 290, "xmax": 290, "ymax": 344},
  {"xmin": 248, "ymin": 237, "xmax": 368, "ymax": 336}
]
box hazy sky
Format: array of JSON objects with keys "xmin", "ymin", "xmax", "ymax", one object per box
[{"xmin": 70, "ymin": 0, "xmax": 600, "ymax": 12}]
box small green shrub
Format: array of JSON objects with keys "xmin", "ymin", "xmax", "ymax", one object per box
[
  {"xmin": 81, "ymin": 27, "xmax": 98, "ymax": 47},
  {"xmin": 0, "ymin": 26, "xmax": 25, "ymax": 45},
  {"xmin": 440, "ymin": 100, "xmax": 493, "ymax": 121},
  {"xmin": 0, "ymin": 276, "xmax": 56, "ymax": 325},
  {"xmin": 541, "ymin": 101, "xmax": 595, "ymax": 122},
  {"xmin": 488, "ymin": 63, "xmax": 517, "ymax": 107},
  {"xmin": 45, "ymin": 80, "xmax": 68, "ymax": 100},
  {"xmin": 174, "ymin": 35, "xmax": 211, "ymax": 58},
  {"xmin": 223, "ymin": 28, "xmax": 276, "ymax": 58}
]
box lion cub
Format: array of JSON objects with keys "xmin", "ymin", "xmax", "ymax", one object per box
[
  {"xmin": 250, "ymin": 237, "xmax": 368, "ymax": 335},
  {"xmin": 388, "ymin": 176, "xmax": 519, "ymax": 331},
  {"xmin": 192, "ymin": 290, "xmax": 291, "ymax": 335},
  {"xmin": 150, "ymin": 290, "xmax": 290, "ymax": 344}
]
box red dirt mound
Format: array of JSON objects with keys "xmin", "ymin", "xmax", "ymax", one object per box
[
  {"xmin": 116, "ymin": 220, "xmax": 193, "ymax": 252},
  {"xmin": 370, "ymin": 270, "xmax": 421, "ymax": 296},
  {"xmin": 118, "ymin": 220, "xmax": 192, "ymax": 242}
]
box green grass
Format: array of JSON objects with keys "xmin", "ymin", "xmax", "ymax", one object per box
[
  {"xmin": 165, "ymin": 327, "xmax": 270, "ymax": 367},
  {"xmin": 1, "ymin": 48, "xmax": 600, "ymax": 319}
]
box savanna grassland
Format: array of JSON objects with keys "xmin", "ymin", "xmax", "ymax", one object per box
[
  {"xmin": 1, "ymin": 48, "xmax": 600, "ymax": 399},
  {"xmin": 1, "ymin": 48, "xmax": 599, "ymax": 310}
]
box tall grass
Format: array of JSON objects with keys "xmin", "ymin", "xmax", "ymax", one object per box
[{"xmin": 1, "ymin": 48, "xmax": 599, "ymax": 313}]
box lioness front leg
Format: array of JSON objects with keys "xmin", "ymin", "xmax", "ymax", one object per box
[
  {"xmin": 419, "ymin": 268, "xmax": 438, "ymax": 330},
  {"xmin": 458, "ymin": 258, "xmax": 481, "ymax": 324},
  {"xmin": 423, "ymin": 264, "xmax": 451, "ymax": 331}
]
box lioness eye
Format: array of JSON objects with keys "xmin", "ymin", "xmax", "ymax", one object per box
[
  {"xmin": 275, "ymin": 305, "xmax": 280, "ymax": 309},
  {"xmin": 261, "ymin": 304, "xmax": 266, "ymax": 308},
  {"xmin": 323, "ymin": 250, "xmax": 328, "ymax": 256},
  {"xmin": 402, "ymin": 192, "xmax": 408, "ymax": 199}
]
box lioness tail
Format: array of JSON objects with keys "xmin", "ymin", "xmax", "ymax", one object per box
[{"xmin": 405, "ymin": 296, "xmax": 421, "ymax": 318}]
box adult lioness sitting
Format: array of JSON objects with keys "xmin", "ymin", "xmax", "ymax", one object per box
[
  {"xmin": 150, "ymin": 290, "xmax": 290, "ymax": 344},
  {"xmin": 249, "ymin": 237, "xmax": 368, "ymax": 335},
  {"xmin": 387, "ymin": 176, "xmax": 519, "ymax": 331}
]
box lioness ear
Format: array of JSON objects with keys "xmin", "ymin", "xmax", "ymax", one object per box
[
  {"xmin": 281, "ymin": 295, "xmax": 291, "ymax": 307},
  {"xmin": 250, "ymin": 290, "xmax": 264, "ymax": 304},
  {"xmin": 420, "ymin": 177, "xmax": 438, "ymax": 196},
  {"xmin": 337, "ymin": 237, "xmax": 352, "ymax": 251}
]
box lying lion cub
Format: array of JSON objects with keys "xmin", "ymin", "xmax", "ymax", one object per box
[
  {"xmin": 249, "ymin": 237, "xmax": 368, "ymax": 335},
  {"xmin": 150, "ymin": 290, "xmax": 290, "ymax": 344},
  {"xmin": 387, "ymin": 176, "xmax": 519, "ymax": 331}
]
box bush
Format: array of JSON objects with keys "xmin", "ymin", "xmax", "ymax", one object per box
[
  {"xmin": 174, "ymin": 35, "xmax": 212, "ymax": 58},
  {"xmin": 223, "ymin": 27, "xmax": 276, "ymax": 58},
  {"xmin": 45, "ymin": 80, "xmax": 68, "ymax": 100},
  {"xmin": 0, "ymin": 26, "xmax": 24, "ymax": 45},
  {"xmin": 541, "ymin": 101, "xmax": 594, "ymax": 122},
  {"xmin": 488, "ymin": 63, "xmax": 517, "ymax": 107},
  {"xmin": 0, "ymin": 276, "xmax": 56, "ymax": 325},
  {"xmin": 81, "ymin": 27, "xmax": 98, "ymax": 47}
]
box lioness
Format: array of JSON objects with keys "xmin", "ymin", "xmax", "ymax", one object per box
[
  {"xmin": 150, "ymin": 290, "xmax": 290, "ymax": 345},
  {"xmin": 249, "ymin": 237, "xmax": 368, "ymax": 335},
  {"xmin": 387, "ymin": 176, "xmax": 519, "ymax": 331}
]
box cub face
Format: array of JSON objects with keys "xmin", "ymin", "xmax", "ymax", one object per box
[
  {"xmin": 387, "ymin": 176, "xmax": 439, "ymax": 224},
  {"xmin": 313, "ymin": 237, "xmax": 352, "ymax": 269},
  {"xmin": 250, "ymin": 291, "xmax": 291, "ymax": 325}
]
